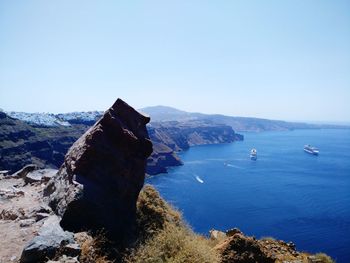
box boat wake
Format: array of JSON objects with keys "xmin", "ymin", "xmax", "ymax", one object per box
[
  {"xmin": 225, "ymin": 163, "xmax": 244, "ymax": 169},
  {"xmin": 195, "ymin": 175, "xmax": 204, "ymax": 183}
]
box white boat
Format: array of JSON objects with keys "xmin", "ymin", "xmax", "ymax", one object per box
[
  {"xmin": 304, "ymin": 145, "xmax": 319, "ymax": 155},
  {"xmin": 195, "ymin": 175, "xmax": 204, "ymax": 183},
  {"xmin": 250, "ymin": 148, "xmax": 257, "ymax": 160}
]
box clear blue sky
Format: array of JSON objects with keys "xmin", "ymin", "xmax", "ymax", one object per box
[{"xmin": 1, "ymin": 1, "xmax": 349, "ymax": 122}]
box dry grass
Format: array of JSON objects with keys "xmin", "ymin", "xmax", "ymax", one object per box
[
  {"xmin": 124, "ymin": 185, "xmax": 220, "ymax": 263},
  {"xmin": 313, "ymin": 253, "xmax": 335, "ymax": 263},
  {"xmin": 124, "ymin": 223, "xmax": 220, "ymax": 263},
  {"xmin": 79, "ymin": 233, "xmax": 113, "ymax": 263},
  {"xmin": 136, "ymin": 184, "xmax": 182, "ymax": 238},
  {"xmin": 260, "ymin": 236, "xmax": 276, "ymax": 242}
]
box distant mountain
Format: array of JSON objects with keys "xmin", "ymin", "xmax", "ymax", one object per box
[
  {"xmin": 139, "ymin": 106, "xmax": 194, "ymax": 122},
  {"xmin": 140, "ymin": 106, "xmax": 349, "ymax": 132}
]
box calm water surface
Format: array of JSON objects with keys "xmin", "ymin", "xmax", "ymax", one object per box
[{"xmin": 147, "ymin": 129, "xmax": 350, "ymax": 262}]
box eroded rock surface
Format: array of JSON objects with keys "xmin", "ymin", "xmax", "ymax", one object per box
[
  {"xmin": 20, "ymin": 215, "xmax": 74, "ymax": 263},
  {"xmin": 213, "ymin": 229, "xmax": 323, "ymax": 263},
  {"xmin": 45, "ymin": 99, "xmax": 153, "ymax": 241}
]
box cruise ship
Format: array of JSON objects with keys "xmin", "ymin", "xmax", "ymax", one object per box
[
  {"xmin": 304, "ymin": 145, "xmax": 319, "ymax": 155},
  {"xmin": 250, "ymin": 148, "xmax": 257, "ymax": 160}
]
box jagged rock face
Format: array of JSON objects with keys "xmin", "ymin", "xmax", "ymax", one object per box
[
  {"xmin": 215, "ymin": 230, "xmax": 302, "ymax": 263},
  {"xmin": 45, "ymin": 99, "xmax": 153, "ymax": 242},
  {"xmin": 0, "ymin": 112, "xmax": 87, "ymax": 173},
  {"xmin": 216, "ymin": 233, "xmax": 275, "ymax": 263},
  {"xmin": 146, "ymin": 142, "xmax": 182, "ymax": 174},
  {"xmin": 148, "ymin": 120, "xmax": 238, "ymax": 151}
]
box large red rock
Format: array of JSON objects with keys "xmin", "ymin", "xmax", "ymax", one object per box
[{"xmin": 44, "ymin": 99, "xmax": 152, "ymax": 242}]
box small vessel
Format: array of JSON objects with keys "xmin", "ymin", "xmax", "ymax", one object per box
[
  {"xmin": 250, "ymin": 148, "xmax": 257, "ymax": 160},
  {"xmin": 195, "ymin": 175, "xmax": 204, "ymax": 183},
  {"xmin": 304, "ymin": 145, "xmax": 319, "ymax": 155}
]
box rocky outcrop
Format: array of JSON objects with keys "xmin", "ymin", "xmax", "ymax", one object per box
[
  {"xmin": 216, "ymin": 231, "xmax": 275, "ymax": 263},
  {"xmin": 10, "ymin": 164, "xmax": 37, "ymax": 179},
  {"xmin": 20, "ymin": 215, "xmax": 74, "ymax": 263},
  {"xmin": 212, "ymin": 228, "xmax": 328, "ymax": 263},
  {"xmin": 44, "ymin": 99, "xmax": 153, "ymax": 242},
  {"xmin": 24, "ymin": 168, "xmax": 57, "ymax": 184}
]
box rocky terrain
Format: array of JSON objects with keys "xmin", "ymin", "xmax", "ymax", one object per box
[
  {"xmin": 0, "ymin": 169, "xmax": 335, "ymax": 263},
  {"xmin": 0, "ymin": 111, "xmax": 87, "ymax": 173},
  {"xmin": 1, "ymin": 111, "xmax": 242, "ymax": 176},
  {"xmin": 0, "ymin": 99, "xmax": 333, "ymax": 263}
]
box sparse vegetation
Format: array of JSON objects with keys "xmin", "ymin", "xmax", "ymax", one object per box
[
  {"xmin": 136, "ymin": 184, "xmax": 182, "ymax": 238},
  {"xmin": 125, "ymin": 185, "xmax": 220, "ymax": 263},
  {"xmin": 79, "ymin": 233, "xmax": 113, "ymax": 263},
  {"xmin": 74, "ymin": 185, "xmax": 335, "ymax": 263},
  {"xmin": 260, "ymin": 236, "xmax": 276, "ymax": 241},
  {"xmin": 72, "ymin": 185, "xmax": 219, "ymax": 263},
  {"xmin": 124, "ymin": 223, "xmax": 220, "ymax": 263},
  {"xmin": 313, "ymin": 253, "xmax": 335, "ymax": 263}
]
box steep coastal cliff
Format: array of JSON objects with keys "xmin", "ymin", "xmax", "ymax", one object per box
[
  {"xmin": 147, "ymin": 120, "xmax": 242, "ymax": 174},
  {"xmin": 0, "ymin": 112, "xmax": 242, "ymax": 175},
  {"xmin": 0, "ymin": 111, "xmax": 87, "ymax": 172}
]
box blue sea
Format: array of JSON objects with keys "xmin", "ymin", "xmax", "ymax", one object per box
[{"xmin": 147, "ymin": 129, "xmax": 350, "ymax": 263}]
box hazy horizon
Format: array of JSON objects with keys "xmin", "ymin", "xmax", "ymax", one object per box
[
  {"xmin": 2, "ymin": 103, "xmax": 350, "ymax": 125},
  {"xmin": 1, "ymin": 1, "xmax": 349, "ymax": 122}
]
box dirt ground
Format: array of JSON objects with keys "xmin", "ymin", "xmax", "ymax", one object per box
[{"xmin": 0, "ymin": 177, "xmax": 48, "ymax": 263}]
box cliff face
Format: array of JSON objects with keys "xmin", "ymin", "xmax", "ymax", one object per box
[
  {"xmin": 1, "ymin": 113, "xmax": 242, "ymax": 175},
  {"xmin": 146, "ymin": 142, "xmax": 183, "ymax": 174},
  {"xmin": 148, "ymin": 120, "xmax": 238, "ymax": 151},
  {"xmin": 0, "ymin": 112, "xmax": 87, "ymax": 172},
  {"xmin": 145, "ymin": 120, "xmax": 243, "ymax": 174},
  {"xmin": 44, "ymin": 99, "xmax": 152, "ymax": 241}
]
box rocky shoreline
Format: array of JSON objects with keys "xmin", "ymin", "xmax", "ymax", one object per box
[{"xmin": 147, "ymin": 120, "xmax": 243, "ymax": 174}]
